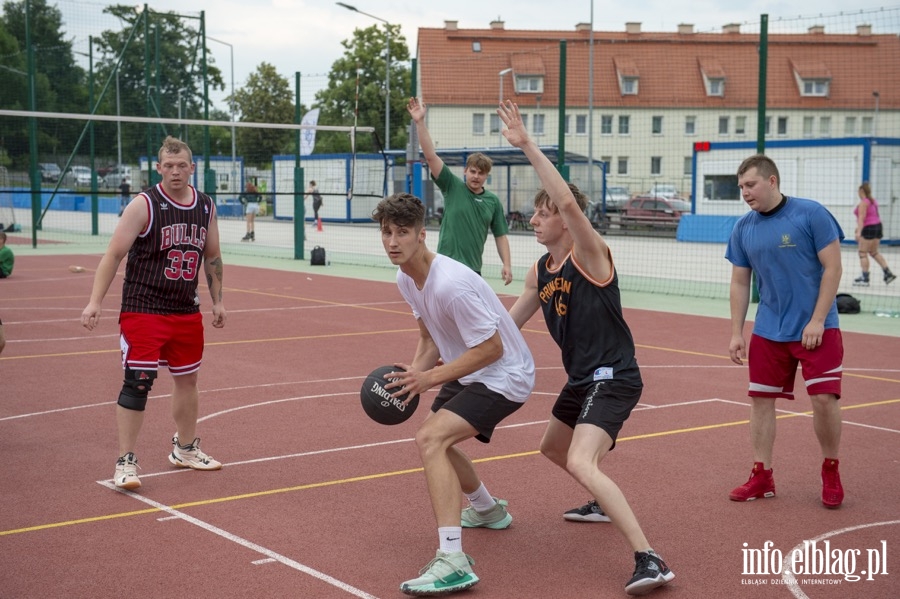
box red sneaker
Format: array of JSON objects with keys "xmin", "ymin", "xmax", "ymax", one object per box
[
  {"xmin": 729, "ymin": 462, "xmax": 775, "ymax": 501},
  {"xmin": 821, "ymin": 458, "xmax": 844, "ymax": 509}
]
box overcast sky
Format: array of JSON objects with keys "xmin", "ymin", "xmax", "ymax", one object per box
[{"xmin": 61, "ymin": 0, "xmax": 896, "ymax": 108}]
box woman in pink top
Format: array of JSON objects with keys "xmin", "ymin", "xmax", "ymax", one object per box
[{"xmin": 853, "ymin": 182, "xmax": 895, "ymax": 286}]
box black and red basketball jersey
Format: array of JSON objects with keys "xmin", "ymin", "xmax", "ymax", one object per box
[{"xmin": 121, "ymin": 183, "xmax": 215, "ymax": 315}]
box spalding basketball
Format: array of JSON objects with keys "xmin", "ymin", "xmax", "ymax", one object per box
[{"xmin": 360, "ymin": 365, "xmax": 419, "ymax": 425}]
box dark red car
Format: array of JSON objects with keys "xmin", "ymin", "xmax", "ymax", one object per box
[{"xmin": 618, "ymin": 196, "xmax": 691, "ymax": 229}]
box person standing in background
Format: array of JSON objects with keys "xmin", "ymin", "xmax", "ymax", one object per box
[
  {"xmin": 0, "ymin": 231, "xmax": 14, "ymax": 278},
  {"xmin": 726, "ymin": 154, "xmax": 845, "ymax": 510},
  {"xmin": 241, "ymin": 182, "xmax": 261, "ymax": 242},
  {"xmin": 852, "ymin": 182, "xmax": 895, "ymax": 286},
  {"xmin": 407, "ymin": 97, "xmax": 513, "ymax": 284},
  {"xmin": 118, "ymin": 177, "xmax": 132, "ymax": 217}
]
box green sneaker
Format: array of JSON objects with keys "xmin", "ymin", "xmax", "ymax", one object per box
[
  {"xmin": 460, "ymin": 497, "xmax": 512, "ymax": 529},
  {"xmin": 400, "ymin": 550, "xmax": 479, "ymax": 596}
]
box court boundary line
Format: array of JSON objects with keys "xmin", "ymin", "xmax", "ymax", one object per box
[
  {"xmin": 94, "ymin": 480, "xmax": 381, "ymax": 599},
  {"xmin": 782, "ymin": 520, "xmax": 900, "ymax": 598}
]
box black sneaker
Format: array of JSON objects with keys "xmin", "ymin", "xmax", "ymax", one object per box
[
  {"xmin": 625, "ymin": 551, "xmax": 675, "ymax": 596},
  {"xmin": 563, "ymin": 499, "xmax": 611, "ymax": 522},
  {"xmin": 852, "ymin": 275, "xmax": 870, "ymax": 287},
  {"xmin": 885, "ymin": 272, "xmax": 897, "ymax": 285}
]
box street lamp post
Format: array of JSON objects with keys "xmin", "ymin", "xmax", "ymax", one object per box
[
  {"xmin": 207, "ymin": 36, "xmax": 237, "ymax": 195},
  {"xmin": 498, "ymin": 68, "xmax": 513, "ymax": 146},
  {"xmin": 873, "ymin": 90, "xmax": 880, "ymax": 137},
  {"xmin": 336, "ymin": 2, "xmax": 391, "ymax": 151}
]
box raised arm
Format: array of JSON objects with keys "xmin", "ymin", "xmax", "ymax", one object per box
[
  {"xmin": 498, "ymin": 100, "xmax": 610, "ymax": 280},
  {"xmin": 407, "ymin": 98, "xmax": 445, "ymax": 178}
]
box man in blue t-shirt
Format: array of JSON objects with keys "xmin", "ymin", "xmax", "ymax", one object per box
[{"xmin": 725, "ymin": 154, "xmax": 845, "ymax": 509}]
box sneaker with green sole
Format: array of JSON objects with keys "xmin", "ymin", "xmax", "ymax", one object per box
[
  {"xmin": 400, "ymin": 550, "xmax": 479, "ymax": 596},
  {"xmin": 460, "ymin": 497, "xmax": 512, "ymax": 529}
]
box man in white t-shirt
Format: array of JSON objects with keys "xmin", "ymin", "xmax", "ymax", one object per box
[{"xmin": 372, "ymin": 192, "xmax": 535, "ymax": 597}]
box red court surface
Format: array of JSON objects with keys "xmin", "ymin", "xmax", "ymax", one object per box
[{"xmin": 1, "ymin": 255, "xmax": 898, "ymax": 598}]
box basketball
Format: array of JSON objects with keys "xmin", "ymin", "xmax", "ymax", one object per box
[{"xmin": 360, "ymin": 365, "xmax": 419, "ymax": 425}]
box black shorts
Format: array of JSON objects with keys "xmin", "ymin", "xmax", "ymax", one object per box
[
  {"xmin": 431, "ymin": 380, "xmax": 523, "ymax": 443},
  {"xmin": 551, "ymin": 380, "xmax": 642, "ymax": 450},
  {"xmin": 861, "ymin": 223, "xmax": 883, "ymax": 240}
]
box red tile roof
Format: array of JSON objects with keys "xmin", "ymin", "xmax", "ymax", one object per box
[{"xmin": 416, "ymin": 25, "xmax": 900, "ymax": 110}]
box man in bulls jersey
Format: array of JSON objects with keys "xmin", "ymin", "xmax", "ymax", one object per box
[
  {"xmin": 81, "ymin": 136, "xmax": 226, "ymax": 491},
  {"xmin": 500, "ymin": 101, "xmax": 674, "ymax": 596}
]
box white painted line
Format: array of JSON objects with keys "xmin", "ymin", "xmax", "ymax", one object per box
[
  {"xmin": 96, "ymin": 480, "xmax": 381, "ymax": 599},
  {"xmin": 782, "ymin": 520, "xmax": 900, "ymax": 598}
]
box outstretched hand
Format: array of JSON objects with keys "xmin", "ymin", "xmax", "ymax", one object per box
[
  {"xmin": 407, "ymin": 97, "xmax": 426, "ymax": 122},
  {"xmin": 498, "ymin": 100, "xmax": 530, "ymax": 148}
]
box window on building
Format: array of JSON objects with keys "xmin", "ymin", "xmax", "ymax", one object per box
[
  {"xmin": 472, "ymin": 41, "xmax": 482, "ymax": 52},
  {"xmin": 861, "ymin": 116, "xmax": 874, "ymax": 135},
  {"xmin": 620, "ymin": 77, "xmax": 638, "ymax": 95},
  {"xmin": 707, "ymin": 78, "xmax": 725, "ymax": 96},
  {"xmin": 520, "ymin": 114, "xmax": 528, "ymax": 130},
  {"xmin": 777, "ymin": 117, "xmax": 788, "ymax": 136},
  {"xmin": 844, "ymin": 116, "xmax": 857, "ymax": 136},
  {"xmin": 533, "ymin": 114, "xmax": 545, "ymax": 136},
  {"xmin": 652, "ymin": 116, "xmax": 663, "ymax": 135},
  {"xmin": 515, "ymin": 76, "xmax": 544, "ymax": 94},
  {"xmin": 765, "ymin": 117, "xmax": 771, "ymax": 135},
  {"xmin": 819, "ymin": 116, "xmax": 831, "ymax": 137},
  {"xmin": 650, "ymin": 156, "xmax": 662, "ymax": 175},
  {"xmin": 683, "ymin": 156, "xmax": 692, "ymax": 176},
  {"xmin": 735, "ymin": 116, "xmax": 746, "ymax": 135},
  {"xmin": 576, "ymin": 115, "xmax": 587, "ymax": 135},
  {"xmin": 490, "ymin": 114, "xmax": 500, "ymax": 135},
  {"xmin": 618, "ymin": 115, "xmax": 630, "ymax": 135},
  {"xmin": 685, "ymin": 116, "xmax": 696, "ymax": 135},
  {"xmin": 617, "ymin": 157, "xmax": 629, "ymax": 176},
  {"xmin": 704, "ymin": 175, "xmax": 741, "ymax": 201},
  {"xmin": 564, "ymin": 115, "xmax": 571, "ymax": 135},
  {"xmin": 803, "ymin": 116, "xmax": 814, "ymax": 137},
  {"xmin": 472, "ymin": 113, "xmax": 485, "ymax": 135},
  {"xmin": 601, "ymin": 156, "xmax": 612, "ymax": 174},
  {"xmin": 601, "ymin": 115, "xmax": 613, "ymax": 135},
  {"xmin": 718, "ymin": 116, "xmax": 729, "ymax": 135},
  {"xmin": 801, "ymin": 79, "xmax": 830, "ymax": 97}
]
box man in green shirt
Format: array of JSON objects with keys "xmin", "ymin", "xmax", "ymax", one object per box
[
  {"xmin": 407, "ymin": 97, "xmax": 513, "ymax": 284},
  {"xmin": 0, "ymin": 232, "xmax": 14, "ymax": 278}
]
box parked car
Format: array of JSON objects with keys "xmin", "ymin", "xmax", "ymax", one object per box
[
  {"xmin": 39, "ymin": 163, "xmax": 61, "ymax": 183},
  {"xmin": 63, "ymin": 166, "xmax": 103, "ymax": 187},
  {"xmin": 646, "ymin": 183, "xmax": 682, "ymax": 199},
  {"xmin": 618, "ymin": 196, "xmax": 691, "ymax": 229},
  {"xmin": 586, "ymin": 186, "xmax": 631, "ymax": 229},
  {"xmin": 103, "ymin": 165, "xmax": 134, "ymax": 189}
]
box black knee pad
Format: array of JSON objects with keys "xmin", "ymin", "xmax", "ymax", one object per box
[{"xmin": 117, "ymin": 368, "xmax": 157, "ymax": 411}]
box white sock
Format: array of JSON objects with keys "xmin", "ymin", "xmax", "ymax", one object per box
[
  {"xmin": 438, "ymin": 527, "xmax": 463, "ymax": 554},
  {"xmin": 464, "ymin": 482, "xmax": 496, "ymax": 512}
]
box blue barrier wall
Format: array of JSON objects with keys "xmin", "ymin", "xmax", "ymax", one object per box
[{"xmin": 676, "ymin": 214, "xmax": 740, "ymax": 243}]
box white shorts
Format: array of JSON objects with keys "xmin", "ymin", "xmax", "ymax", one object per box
[{"xmin": 245, "ymin": 202, "xmax": 261, "ymax": 216}]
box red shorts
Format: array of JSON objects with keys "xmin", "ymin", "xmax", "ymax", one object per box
[
  {"xmin": 747, "ymin": 329, "xmax": 843, "ymax": 400},
  {"xmin": 119, "ymin": 312, "xmax": 204, "ymax": 376}
]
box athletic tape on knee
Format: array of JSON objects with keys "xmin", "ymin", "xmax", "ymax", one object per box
[{"xmin": 117, "ymin": 368, "xmax": 157, "ymax": 411}]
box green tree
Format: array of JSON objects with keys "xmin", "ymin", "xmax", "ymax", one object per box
[
  {"xmin": 2, "ymin": 0, "xmax": 86, "ymax": 160},
  {"xmin": 231, "ymin": 62, "xmax": 294, "ymax": 166},
  {"xmin": 314, "ymin": 24, "xmax": 410, "ymax": 154},
  {"xmin": 91, "ymin": 4, "xmax": 225, "ymax": 164},
  {"xmin": 0, "ymin": 19, "xmax": 28, "ymax": 166}
]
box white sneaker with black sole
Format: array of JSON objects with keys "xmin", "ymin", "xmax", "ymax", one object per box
[{"xmin": 169, "ymin": 435, "xmax": 222, "ymax": 470}]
